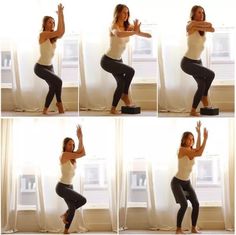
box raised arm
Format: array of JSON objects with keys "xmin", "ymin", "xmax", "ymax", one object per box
[
  {"xmin": 57, "ymin": 3, "xmax": 65, "ymax": 38},
  {"xmin": 187, "ymin": 20, "xmax": 215, "ymax": 34},
  {"xmin": 179, "ymin": 127, "xmax": 208, "ymax": 160},
  {"xmin": 61, "ymin": 126, "xmax": 86, "ymax": 162},
  {"xmin": 195, "ymin": 121, "xmax": 201, "ymax": 149},
  {"xmin": 39, "ymin": 3, "xmax": 65, "ymax": 43}
]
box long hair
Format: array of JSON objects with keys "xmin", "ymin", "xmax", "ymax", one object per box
[
  {"xmin": 112, "ymin": 4, "xmax": 130, "ymax": 31},
  {"xmin": 190, "ymin": 5, "xmax": 206, "ymax": 36},
  {"xmin": 62, "ymin": 137, "xmax": 75, "ymax": 152},
  {"xmin": 42, "ymin": 16, "xmax": 57, "ymax": 43},
  {"xmin": 180, "ymin": 132, "xmax": 195, "ymax": 148}
]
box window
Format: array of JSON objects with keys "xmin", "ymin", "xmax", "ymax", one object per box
[
  {"xmin": 194, "ymin": 156, "xmax": 222, "ymax": 205},
  {"xmin": 80, "ymin": 118, "xmax": 116, "ymax": 208},
  {"xmin": 60, "ymin": 35, "xmax": 80, "ymax": 86},
  {"xmin": 210, "ymin": 27, "xmax": 235, "ymax": 82},
  {"xmin": 18, "ymin": 174, "xmax": 37, "ymax": 208},
  {"xmin": 130, "ymin": 24, "xmax": 158, "ymax": 83},
  {"xmin": 1, "ymin": 50, "xmax": 13, "ymax": 86},
  {"xmin": 83, "ymin": 159, "xmax": 109, "ymax": 206},
  {"xmin": 128, "ymin": 158, "xmax": 147, "ymax": 204}
]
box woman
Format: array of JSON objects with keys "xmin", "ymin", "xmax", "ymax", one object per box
[
  {"xmin": 100, "ymin": 4, "xmax": 152, "ymax": 114},
  {"xmin": 181, "ymin": 5, "xmax": 215, "ymax": 116},
  {"xmin": 34, "ymin": 3, "xmax": 65, "ymax": 115},
  {"xmin": 171, "ymin": 121, "xmax": 208, "ymax": 234},
  {"xmin": 56, "ymin": 125, "xmax": 87, "ymax": 234}
]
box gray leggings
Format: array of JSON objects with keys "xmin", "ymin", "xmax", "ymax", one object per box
[
  {"xmin": 181, "ymin": 57, "xmax": 215, "ymax": 109},
  {"xmin": 100, "ymin": 55, "xmax": 135, "ymax": 107},
  {"xmin": 56, "ymin": 182, "xmax": 87, "ymax": 229},
  {"xmin": 171, "ymin": 177, "xmax": 199, "ymax": 228},
  {"xmin": 34, "ymin": 63, "xmax": 62, "ymax": 108}
]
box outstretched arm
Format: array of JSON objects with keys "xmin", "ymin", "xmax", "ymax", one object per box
[
  {"xmin": 111, "ymin": 19, "xmax": 151, "ymax": 38},
  {"xmin": 132, "ymin": 19, "xmax": 152, "ymax": 38},
  {"xmin": 179, "ymin": 127, "xmax": 208, "ymax": 160}
]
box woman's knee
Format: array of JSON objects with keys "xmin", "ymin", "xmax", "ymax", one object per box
[
  {"xmin": 81, "ymin": 197, "xmax": 87, "ymax": 206},
  {"xmin": 128, "ymin": 67, "xmax": 135, "ymax": 78},
  {"xmin": 180, "ymin": 201, "xmax": 188, "ymax": 211},
  {"xmin": 209, "ymin": 70, "xmax": 215, "ymax": 80},
  {"xmin": 56, "ymin": 77, "xmax": 62, "ymax": 87}
]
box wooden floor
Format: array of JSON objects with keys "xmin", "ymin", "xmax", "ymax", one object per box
[
  {"xmin": 1, "ymin": 111, "xmax": 79, "ymax": 117},
  {"xmin": 79, "ymin": 110, "xmax": 157, "ymax": 117},
  {"xmin": 158, "ymin": 112, "xmax": 234, "ymax": 118},
  {"xmin": 120, "ymin": 230, "xmax": 234, "ymax": 234},
  {"xmin": 14, "ymin": 230, "xmax": 234, "ymax": 234}
]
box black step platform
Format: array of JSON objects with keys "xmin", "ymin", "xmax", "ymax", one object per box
[
  {"xmin": 121, "ymin": 106, "xmax": 141, "ymax": 114},
  {"xmin": 200, "ymin": 107, "xmax": 219, "ymax": 116}
]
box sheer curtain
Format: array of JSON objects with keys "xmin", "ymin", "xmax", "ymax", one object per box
[
  {"xmin": 119, "ymin": 118, "xmax": 234, "ymax": 231},
  {"xmin": 1, "ymin": 119, "xmax": 17, "ymax": 233},
  {"xmin": 1, "ymin": 119, "xmax": 94, "ymax": 233},
  {"xmin": 1, "ymin": 0, "xmax": 51, "ymax": 111},
  {"xmin": 221, "ymin": 119, "xmax": 235, "ymax": 230},
  {"xmin": 158, "ymin": 0, "xmax": 236, "ymax": 112}
]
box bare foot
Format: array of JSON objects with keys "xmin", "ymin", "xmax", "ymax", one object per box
[
  {"xmin": 63, "ymin": 228, "xmax": 70, "ymax": 234},
  {"xmin": 190, "ymin": 108, "xmax": 200, "ymax": 117},
  {"xmin": 42, "ymin": 107, "xmax": 48, "ymax": 115},
  {"xmin": 191, "ymin": 227, "xmax": 201, "ymax": 233},
  {"xmin": 56, "ymin": 102, "xmax": 65, "ymax": 113},
  {"xmin": 190, "ymin": 112, "xmax": 200, "ymax": 117},
  {"xmin": 110, "ymin": 107, "xmax": 120, "ymax": 115},
  {"xmin": 176, "ymin": 228, "xmax": 185, "ymax": 234},
  {"xmin": 60, "ymin": 212, "xmax": 68, "ymax": 224}
]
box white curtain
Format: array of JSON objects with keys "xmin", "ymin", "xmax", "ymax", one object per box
[
  {"xmin": 119, "ymin": 118, "xmax": 234, "ymax": 231},
  {"xmin": 0, "ymin": 1, "xmax": 51, "ymax": 112},
  {"xmin": 1, "ymin": 119, "xmax": 18, "ymax": 233},
  {"xmin": 158, "ymin": 0, "xmax": 236, "ymax": 112},
  {"xmin": 221, "ymin": 119, "xmax": 235, "ymax": 230},
  {"xmin": 1, "ymin": 119, "xmax": 89, "ymax": 233}
]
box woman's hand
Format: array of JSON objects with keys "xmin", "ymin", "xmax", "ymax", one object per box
[
  {"xmin": 203, "ymin": 128, "xmax": 208, "ymax": 139},
  {"xmin": 57, "ymin": 3, "xmax": 64, "ymax": 14},
  {"xmin": 76, "ymin": 125, "xmax": 83, "ymax": 139},
  {"xmin": 195, "ymin": 120, "xmax": 201, "ymax": 134},
  {"xmin": 133, "ymin": 19, "xmax": 141, "ymax": 33}
]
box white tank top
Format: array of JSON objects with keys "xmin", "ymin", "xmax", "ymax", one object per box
[
  {"xmin": 185, "ymin": 31, "xmax": 206, "ymax": 60},
  {"xmin": 106, "ymin": 34, "xmax": 129, "ymax": 60},
  {"xmin": 38, "ymin": 39, "xmax": 56, "ymax": 66},
  {"xmin": 175, "ymin": 155, "xmax": 195, "ymax": 181},
  {"xmin": 59, "ymin": 160, "xmax": 76, "ymax": 185}
]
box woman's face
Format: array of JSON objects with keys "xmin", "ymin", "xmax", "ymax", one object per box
[
  {"xmin": 184, "ymin": 134, "xmax": 194, "ymax": 148},
  {"xmin": 45, "ymin": 18, "xmax": 55, "ymax": 31},
  {"xmin": 193, "ymin": 7, "xmax": 204, "ymax": 21},
  {"xmin": 65, "ymin": 140, "xmax": 75, "ymax": 152},
  {"xmin": 118, "ymin": 7, "xmax": 129, "ymax": 22}
]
